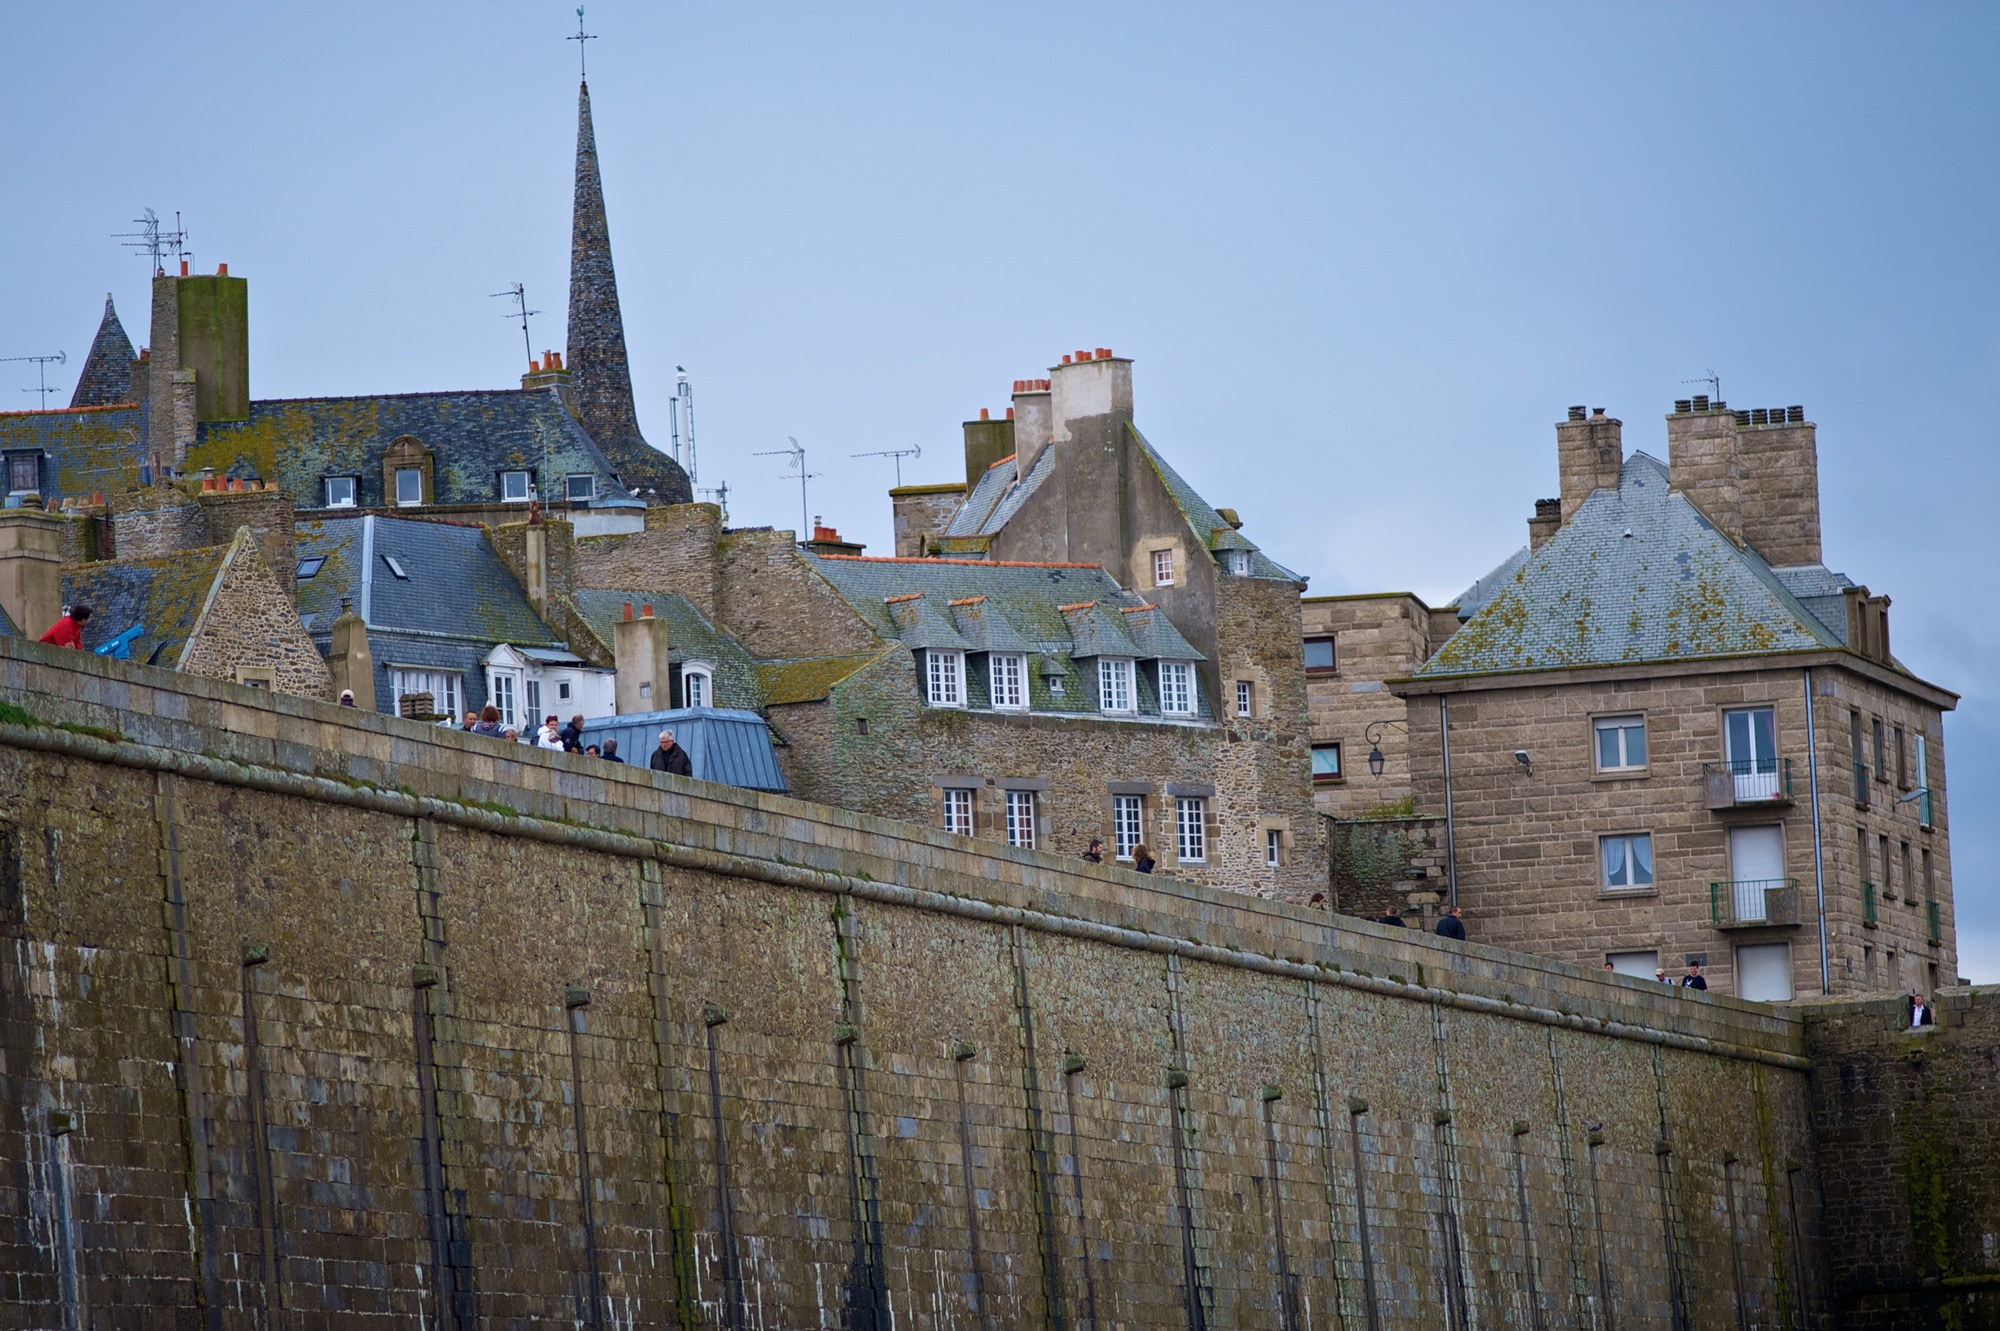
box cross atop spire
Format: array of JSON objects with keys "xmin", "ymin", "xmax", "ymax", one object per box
[{"xmin": 568, "ymin": 6, "xmax": 596, "ymax": 79}]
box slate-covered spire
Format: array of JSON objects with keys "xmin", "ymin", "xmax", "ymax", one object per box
[
  {"xmin": 69, "ymin": 294, "xmax": 136, "ymax": 409},
  {"xmin": 566, "ymin": 79, "xmax": 691, "ymax": 504}
]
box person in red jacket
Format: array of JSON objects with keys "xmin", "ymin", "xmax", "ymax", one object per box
[{"xmin": 38, "ymin": 603, "xmax": 91, "ymax": 650}]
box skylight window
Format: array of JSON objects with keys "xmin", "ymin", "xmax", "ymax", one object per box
[
  {"xmin": 382, "ymin": 554, "xmax": 410, "ymax": 580},
  {"xmin": 296, "ymin": 556, "xmax": 326, "ymax": 581}
]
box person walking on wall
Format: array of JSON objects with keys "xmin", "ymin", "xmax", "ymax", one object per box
[
  {"xmin": 39, "ymin": 603, "xmax": 90, "ymax": 649},
  {"xmin": 1083, "ymin": 838, "xmax": 1105, "ymax": 864},
  {"xmin": 1132, "ymin": 843, "xmax": 1156, "ymax": 874},
  {"xmin": 1435, "ymin": 904, "xmax": 1467, "ymax": 941},
  {"xmin": 559, "ymin": 713, "xmax": 586, "ymax": 753},
  {"xmin": 1681, "ymin": 961, "xmax": 1708, "ymax": 991},
  {"xmin": 601, "ymin": 738, "xmax": 623, "ymax": 764},
  {"xmin": 650, "ymin": 728, "xmax": 693, "ymax": 778}
]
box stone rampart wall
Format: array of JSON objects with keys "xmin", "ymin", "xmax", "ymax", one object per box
[{"xmin": 0, "ymin": 637, "xmax": 1835, "ymax": 1328}]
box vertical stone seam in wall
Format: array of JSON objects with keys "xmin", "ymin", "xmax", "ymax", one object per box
[
  {"xmin": 1582, "ymin": 1135, "xmax": 1616, "ymax": 1328},
  {"xmin": 951, "ymin": 1050, "xmax": 994, "ymax": 1329},
  {"xmin": 1649, "ymin": 1045, "xmax": 1694, "ymax": 1330},
  {"xmin": 1509, "ymin": 1130, "xmax": 1549, "ymax": 1331},
  {"xmin": 1346, "ymin": 1106, "xmax": 1383, "ymax": 1331},
  {"xmin": 829, "ymin": 897, "xmax": 889, "ymax": 1327},
  {"xmin": 564, "ymin": 996, "xmax": 608, "ymax": 1331},
  {"xmin": 238, "ymin": 959, "xmax": 284, "ymax": 1327},
  {"xmin": 1426, "ymin": 1004, "xmax": 1472, "ymax": 1330},
  {"xmin": 1008, "ymin": 923, "xmax": 1070, "ymax": 1330},
  {"xmin": 700, "ymin": 1013, "xmax": 748, "ymax": 1331},
  {"xmin": 1257, "ymin": 1093, "xmax": 1301, "ymax": 1330},
  {"xmin": 410, "ymin": 817, "xmax": 479, "ymax": 1329},
  {"xmin": 1543, "ymin": 1030, "xmax": 1593, "ymax": 1328},
  {"xmin": 1721, "ymin": 1154, "xmax": 1749, "ymax": 1330},
  {"xmin": 1163, "ymin": 953, "xmax": 1213, "ymax": 1329},
  {"xmin": 1304, "ymin": 983, "xmax": 1358, "ymax": 1331},
  {"xmin": 1750, "ymin": 1064, "xmax": 1798, "ymax": 1328},
  {"xmin": 639, "ymin": 861, "xmax": 699, "ymax": 1328},
  {"xmin": 155, "ymin": 773, "xmax": 224, "ymax": 1331},
  {"xmin": 1057, "ymin": 1060, "xmax": 1101, "ymax": 1331}
]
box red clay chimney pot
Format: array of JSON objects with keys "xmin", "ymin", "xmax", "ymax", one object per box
[
  {"xmin": 623, "ymin": 601, "xmax": 633, "ymax": 621},
  {"xmin": 642, "ymin": 603, "xmax": 654, "ymax": 618},
  {"xmin": 179, "ymin": 260, "xmax": 189, "ymax": 277},
  {"xmin": 1005, "ymin": 407, "xmax": 1014, "ymax": 420},
  {"xmin": 217, "ymin": 263, "xmax": 228, "ymax": 277}
]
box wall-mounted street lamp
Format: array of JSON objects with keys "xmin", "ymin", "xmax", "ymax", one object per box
[{"xmin": 1364, "ymin": 719, "xmax": 1406, "ymax": 778}]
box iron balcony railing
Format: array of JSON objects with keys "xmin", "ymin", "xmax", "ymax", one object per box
[
  {"xmin": 1710, "ymin": 877, "xmax": 1801, "ymax": 928},
  {"xmin": 1863, "ymin": 882, "xmax": 1879, "ymax": 926},
  {"xmin": 1928, "ymin": 899, "xmax": 1942, "ymax": 945},
  {"xmin": 1702, "ymin": 758, "xmax": 1794, "ymax": 810}
]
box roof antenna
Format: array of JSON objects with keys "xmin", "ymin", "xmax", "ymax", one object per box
[
  {"xmin": 754, "ymin": 436, "xmax": 820, "ymax": 542},
  {"xmin": 568, "ymin": 6, "xmax": 596, "ymax": 78},
  {"xmin": 1680, "ymin": 369, "xmax": 1721, "ymax": 402},
  {"xmin": 668, "ymin": 367, "xmax": 697, "ymax": 486},
  {"xmin": 114, "ymin": 208, "xmax": 189, "ymax": 276},
  {"xmin": 851, "ymin": 444, "xmax": 922, "ymax": 487},
  {"xmin": 490, "ymin": 283, "xmax": 540, "ymax": 366},
  {"xmin": 698, "ymin": 479, "xmax": 731, "ymax": 524},
  {"xmin": 2, "ymin": 352, "xmax": 67, "ymax": 407}
]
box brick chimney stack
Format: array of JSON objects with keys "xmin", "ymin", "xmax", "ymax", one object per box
[{"xmin": 1555, "ymin": 406, "xmax": 1623, "ymax": 523}]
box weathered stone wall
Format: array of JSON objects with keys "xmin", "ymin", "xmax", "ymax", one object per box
[
  {"xmin": 714, "ymin": 527, "xmax": 878, "ymax": 660},
  {"xmin": 0, "ymin": 637, "xmax": 1832, "ymax": 1328},
  {"xmin": 889, "ymin": 483, "xmax": 966, "ymax": 557},
  {"xmin": 197, "ymin": 486, "xmax": 297, "ymax": 598},
  {"xmin": 574, "ymin": 503, "xmax": 723, "ymax": 621},
  {"xmin": 1302, "ymin": 593, "xmax": 1437, "ymax": 818},
  {"xmin": 1329, "ymin": 814, "xmax": 1451, "ymax": 922},
  {"xmin": 108, "ymin": 486, "xmax": 209, "ymax": 559},
  {"xmin": 1802, "ymin": 987, "xmax": 2000, "ymax": 1327},
  {"xmin": 177, "ymin": 531, "xmax": 333, "ymax": 700}
]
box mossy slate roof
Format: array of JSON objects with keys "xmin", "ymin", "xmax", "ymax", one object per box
[
  {"xmin": 295, "ymin": 514, "xmax": 559, "ymax": 647},
  {"xmin": 1420, "ymin": 452, "xmax": 1849, "ymax": 678},
  {"xmin": 573, "ymin": 589, "xmax": 763, "ymax": 709},
  {"xmin": 61, "ymin": 547, "xmax": 230, "ymax": 666}
]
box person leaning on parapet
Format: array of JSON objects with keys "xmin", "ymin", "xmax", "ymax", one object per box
[
  {"xmin": 1910, "ymin": 992, "xmax": 1935, "ymax": 1028},
  {"xmin": 650, "ymin": 728, "xmax": 693, "ymax": 778},
  {"xmin": 1131, "ymin": 843, "xmax": 1156, "ymax": 875},
  {"xmin": 39, "ymin": 603, "xmax": 90, "ymax": 649},
  {"xmin": 560, "ymin": 714, "xmax": 586, "ymax": 753},
  {"xmin": 338, "ymin": 690, "xmax": 356, "ymax": 707},
  {"xmin": 469, "ymin": 705, "xmax": 506, "ymax": 737},
  {"xmin": 536, "ymin": 716, "xmax": 566, "ymax": 751},
  {"xmin": 601, "ymin": 738, "xmax": 623, "ymax": 764},
  {"xmin": 1681, "ymin": 961, "xmax": 1708, "ymax": 991},
  {"xmin": 1082, "ymin": 838, "xmax": 1105, "ymax": 864},
  {"xmin": 1434, "ymin": 905, "xmax": 1467, "ymax": 941}
]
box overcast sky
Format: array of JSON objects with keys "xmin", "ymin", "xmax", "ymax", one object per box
[{"xmin": 5, "ymin": 3, "xmax": 1995, "ymax": 977}]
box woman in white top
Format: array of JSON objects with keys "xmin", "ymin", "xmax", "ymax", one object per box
[{"xmin": 536, "ymin": 719, "xmax": 566, "ymax": 751}]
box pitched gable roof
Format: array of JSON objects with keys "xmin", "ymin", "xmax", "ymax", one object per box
[
  {"xmin": 60, "ymin": 545, "xmax": 230, "ymax": 667},
  {"xmin": 572, "ymin": 588, "xmax": 763, "ymax": 707},
  {"xmin": 1419, "ymin": 452, "xmax": 1844, "ymax": 678},
  {"xmin": 1130, "ymin": 426, "xmax": 1301, "ymax": 581},
  {"xmin": 294, "ymin": 513, "xmax": 560, "ymax": 646}
]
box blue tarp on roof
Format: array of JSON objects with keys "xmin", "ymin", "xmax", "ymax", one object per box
[{"xmin": 579, "ymin": 707, "xmax": 787, "ymax": 793}]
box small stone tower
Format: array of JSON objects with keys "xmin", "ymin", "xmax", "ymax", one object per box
[
  {"xmin": 566, "ymin": 80, "xmax": 692, "ymax": 505},
  {"xmin": 69, "ymin": 294, "xmax": 136, "ymax": 408}
]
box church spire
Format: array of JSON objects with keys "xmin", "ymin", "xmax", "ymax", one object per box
[
  {"xmin": 565, "ymin": 79, "xmax": 691, "ymax": 504},
  {"xmin": 69, "ymin": 294, "xmax": 136, "ymax": 409}
]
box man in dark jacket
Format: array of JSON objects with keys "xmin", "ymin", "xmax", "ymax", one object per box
[
  {"xmin": 1377, "ymin": 907, "xmax": 1406, "ymax": 928},
  {"xmin": 649, "ymin": 728, "xmax": 693, "ymax": 778},
  {"xmin": 559, "ymin": 714, "xmax": 586, "ymax": 753},
  {"xmin": 1681, "ymin": 961, "xmax": 1708, "ymax": 991},
  {"xmin": 1435, "ymin": 905, "xmax": 1466, "ymax": 941},
  {"xmin": 601, "ymin": 738, "xmax": 624, "ymax": 764}
]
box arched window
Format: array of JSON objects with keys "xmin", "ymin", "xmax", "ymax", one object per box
[{"xmin": 681, "ymin": 662, "xmax": 714, "ymax": 710}]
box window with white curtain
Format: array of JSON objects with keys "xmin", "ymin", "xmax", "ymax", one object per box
[
  {"xmin": 990, "ymin": 653, "xmax": 1026, "ymax": 710},
  {"xmin": 1097, "ymin": 658, "xmax": 1135, "ymax": 714},
  {"xmin": 1158, "ymin": 662, "xmax": 1196, "ymax": 716},
  {"xmin": 1006, "ymin": 790, "xmax": 1036, "ymax": 849},
  {"xmin": 1176, "ymin": 796, "xmax": 1207, "ymax": 863},
  {"xmin": 926, "ymin": 651, "xmax": 965, "ymax": 707}
]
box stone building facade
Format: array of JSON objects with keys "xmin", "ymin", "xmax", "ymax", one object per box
[{"xmin": 1391, "ymin": 400, "xmax": 1956, "ymax": 1002}]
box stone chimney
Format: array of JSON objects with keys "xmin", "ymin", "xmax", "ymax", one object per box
[
  {"xmin": 0, "ymin": 506, "xmax": 65, "ymax": 640},
  {"xmin": 889, "ymin": 482, "xmax": 966, "ymax": 557},
  {"xmin": 962, "ymin": 407, "xmax": 1017, "ymax": 489},
  {"xmin": 523, "ymin": 524, "xmax": 549, "ymax": 614},
  {"xmin": 1049, "ymin": 349, "xmax": 1135, "ymax": 573},
  {"xmin": 327, "ymin": 597, "xmax": 375, "ymax": 710},
  {"xmin": 1050, "ymin": 349, "xmax": 1134, "ymax": 450},
  {"xmin": 1733, "ymin": 405, "xmax": 1821, "ymax": 566},
  {"xmin": 614, "ymin": 602, "xmax": 671, "ymax": 714},
  {"xmin": 1843, "ymin": 586, "xmax": 1892, "ymax": 664},
  {"xmin": 1527, "ymin": 498, "xmax": 1561, "ymax": 552},
  {"xmin": 1010, "ymin": 379, "xmax": 1053, "ymax": 477},
  {"xmin": 1665, "ymin": 395, "xmax": 1742, "ymax": 544},
  {"xmin": 521, "ymin": 350, "xmax": 574, "ymax": 411},
  {"xmin": 146, "ymin": 264, "xmax": 249, "ymax": 466},
  {"xmin": 1555, "ymin": 406, "xmax": 1623, "ymax": 522},
  {"xmin": 801, "ymin": 518, "xmax": 865, "ymax": 557}
]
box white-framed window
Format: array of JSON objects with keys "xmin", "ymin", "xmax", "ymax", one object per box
[
  {"xmin": 1097, "ymin": 658, "xmax": 1135, "ymax": 714},
  {"xmin": 1736, "ymin": 942, "xmax": 1794, "ymax": 1003},
  {"xmin": 488, "ymin": 671, "xmax": 518, "ymax": 728},
  {"xmin": 925, "ymin": 650, "xmax": 965, "ymax": 707},
  {"xmin": 990, "ymin": 653, "xmax": 1027, "ymax": 711},
  {"xmin": 1594, "ymin": 715, "xmax": 1647, "ymax": 772},
  {"xmin": 565, "ymin": 474, "xmax": 596, "ymax": 502},
  {"xmin": 1175, "ymin": 796, "xmax": 1207, "ymax": 863},
  {"xmin": 1600, "ymin": 832, "xmax": 1654, "ymax": 891},
  {"xmin": 1006, "ymin": 789, "xmax": 1036, "ymax": 849},
  {"xmin": 1152, "ymin": 548, "xmax": 1175, "ymax": 587},
  {"xmin": 682, "ymin": 664, "xmax": 713, "ymax": 709},
  {"xmin": 557, "ymin": 680, "xmax": 572, "ymax": 702},
  {"xmin": 1265, "ymin": 828, "xmax": 1283, "ymax": 868},
  {"xmin": 525, "ymin": 679, "xmax": 542, "ymax": 722},
  {"xmin": 1113, "ymin": 794, "xmax": 1143, "ymax": 861},
  {"xmin": 501, "ymin": 470, "xmax": 533, "ymax": 503},
  {"xmin": 1724, "ymin": 706, "xmax": 1781, "ymax": 800},
  {"xmin": 942, "ymin": 788, "xmax": 973, "ymax": 837},
  {"xmin": 1236, "ymin": 680, "xmax": 1254, "ymax": 718},
  {"xmin": 391, "ymin": 668, "xmax": 461, "ymax": 720},
  {"xmin": 323, "ymin": 476, "xmax": 356, "ymax": 508},
  {"xmin": 1222, "ymin": 549, "xmax": 1251, "ymax": 577},
  {"xmin": 394, "ymin": 467, "xmax": 423, "ymax": 506},
  {"xmin": 1159, "ymin": 661, "xmax": 1196, "ymax": 716}
]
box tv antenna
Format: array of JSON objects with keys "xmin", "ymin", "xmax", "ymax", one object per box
[
  {"xmin": 114, "ymin": 208, "xmax": 189, "ymax": 275},
  {"xmin": 754, "ymin": 436, "xmax": 820, "ymax": 540},
  {"xmin": 490, "ymin": 284, "xmax": 540, "ymax": 366},
  {"xmin": 851, "ymin": 444, "xmax": 922, "ymax": 487},
  {"xmin": 667, "ymin": 366, "xmax": 697, "ymax": 484},
  {"xmin": 2, "ymin": 352, "xmax": 67, "ymax": 407},
  {"xmin": 1680, "ymin": 369, "xmax": 1721, "ymax": 401},
  {"xmin": 569, "ymin": 6, "xmax": 597, "ymax": 78},
  {"xmin": 698, "ymin": 480, "xmax": 731, "ymax": 523}
]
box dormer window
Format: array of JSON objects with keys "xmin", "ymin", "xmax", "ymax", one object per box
[
  {"xmin": 323, "ymin": 476, "xmax": 356, "ymax": 509},
  {"xmin": 5, "ymin": 451, "xmax": 38, "ymax": 494},
  {"xmin": 681, "ymin": 663, "xmax": 713, "ymax": 709},
  {"xmin": 501, "ymin": 471, "xmax": 533, "ymax": 503},
  {"xmin": 394, "ymin": 468, "xmax": 423, "ymax": 507},
  {"xmin": 1222, "ymin": 549, "xmax": 1251, "ymax": 576},
  {"xmin": 565, "ymin": 474, "xmax": 596, "ymax": 502},
  {"xmin": 990, "ymin": 653, "xmax": 1027, "ymax": 710},
  {"xmin": 925, "ymin": 650, "xmax": 965, "ymax": 708},
  {"xmin": 1097, "ymin": 658, "xmax": 1136, "ymax": 714},
  {"xmin": 1158, "ymin": 661, "xmax": 1196, "ymax": 716}
]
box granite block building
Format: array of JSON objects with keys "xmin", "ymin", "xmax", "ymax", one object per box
[{"xmin": 1390, "ymin": 399, "xmax": 1957, "ymax": 1001}]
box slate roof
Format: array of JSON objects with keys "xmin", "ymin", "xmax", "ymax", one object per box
[
  {"xmin": 1419, "ymin": 453, "xmax": 1849, "ymax": 678},
  {"xmin": 886, "ymin": 594, "xmax": 973, "ymax": 652},
  {"xmin": 184, "ymin": 389, "xmax": 627, "ymax": 509},
  {"xmin": 573, "ymin": 589, "xmax": 763, "ymax": 708},
  {"xmin": 61, "ymin": 546, "xmax": 230, "ymax": 666},
  {"xmin": 0, "ymin": 403, "xmax": 148, "ymax": 501},
  {"xmin": 70, "ymin": 296, "xmax": 136, "ymax": 410},
  {"xmin": 294, "ymin": 514, "xmax": 560, "ymax": 647},
  {"xmin": 0, "ymin": 597, "xmax": 19, "ymax": 637},
  {"xmin": 755, "ymin": 652, "xmax": 885, "ymax": 706},
  {"xmin": 947, "ymin": 596, "xmax": 1036, "ymax": 653},
  {"xmin": 946, "ymin": 448, "xmax": 1053, "ymax": 538},
  {"xmin": 1060, "ymin": 601, "xmax": 1142, "ymax": 660}
]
